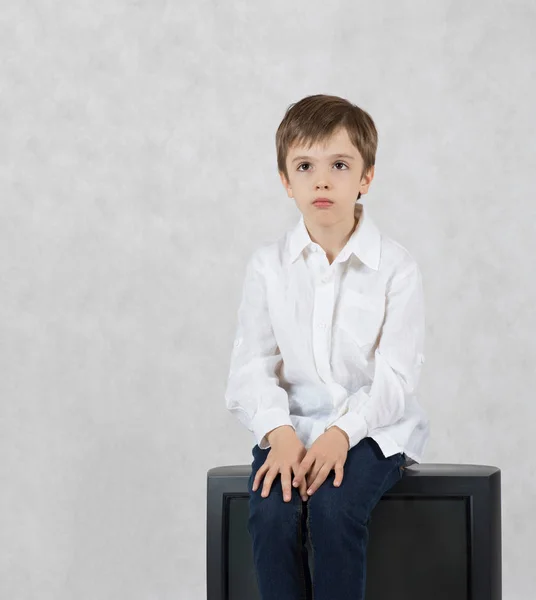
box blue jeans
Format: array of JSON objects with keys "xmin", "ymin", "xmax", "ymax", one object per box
[{"xmin": 247, "ymin": 436, "xmax": 406, "ymax": 600}]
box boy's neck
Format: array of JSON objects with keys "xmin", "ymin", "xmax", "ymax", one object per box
[{"xmin": 304, "ymin": 210, "xmax": 361, "ymax": 265}]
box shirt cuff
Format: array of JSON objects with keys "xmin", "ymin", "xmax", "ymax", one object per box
[
  {"xmin": 326, "ymin": 412, "xmax": 368, "ymax": 450},
  {"xmin": 251, "ymin": 408, "xmax": 295, "ymax": 450}
]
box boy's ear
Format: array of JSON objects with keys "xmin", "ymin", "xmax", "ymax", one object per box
[
  {"xmin": 279, "ymin": 171, "xmax": 293, "ymax": 198},
  {"xmin": 359, "ymin": 165, "xmax": 375, "ymax": 194}
]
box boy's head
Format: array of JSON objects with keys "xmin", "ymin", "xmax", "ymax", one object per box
[{"xmin": 276, "ymin": 94, "xmax": 377, "ymax": 226}]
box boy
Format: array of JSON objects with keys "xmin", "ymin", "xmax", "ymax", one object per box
[{"xmin": 224, "ymin": 94, "xmax": 429, "ymax": 600}]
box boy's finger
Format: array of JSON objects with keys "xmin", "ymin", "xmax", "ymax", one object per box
[
  {"xmin": 291, "ymin": 462, "xmax": 309, "ymax": 501},
  {"xmin": 280, "ymin": 467, "xmax": 292, "ymax": 502},
  {"xmin": 307, "ymin": 464, "xmax": 332, "ymax": 495},
  {"xmin": 300, "ymin": 479, "xmax": 308, "ymax": 501},
  {"xmin": 261, "ymin": 468, "xmax": 277, "ymax": 498},
  {"xmin": 308, "ymin": 460, "xmax": 321, "ymax": 484},
  {"xmin": 252, "ymin": 463, "xmax": 268, "ymax": 492},
  {"xmin": 293, "ymin": 455, "xmax": 314, "ymax": 485},
  {"xmin": 333, "ymin": 463, "xmax": 344, "ymax": 487}
]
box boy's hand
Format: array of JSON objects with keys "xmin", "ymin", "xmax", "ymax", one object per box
[
  {"xmin": 252, "ymin": 426, "xmax": 310, "ymax": 502},
  {"xmin": 292, "ymin": 426, "xmax": 349, "ymax": 496}
]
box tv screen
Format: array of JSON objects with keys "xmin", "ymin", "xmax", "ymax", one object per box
[
  {"xmin": 227, "ymin": 495, "xmax": 469, "ymax": 600},
  {"xmin": 206, "ymin": 464, "xmax": 501, "ymax": 600}
]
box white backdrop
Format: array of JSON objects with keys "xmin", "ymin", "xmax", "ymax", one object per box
[{"xmin": 1, "ymin": 1, "xmax": 535, "ymax": 598}]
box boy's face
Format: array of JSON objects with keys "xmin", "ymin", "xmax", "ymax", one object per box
[{"xmin": 279, "ymin": 126, "xmax": 374, "ymax": 225}]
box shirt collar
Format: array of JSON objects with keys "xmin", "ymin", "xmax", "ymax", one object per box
[{"xmin": 286, "ymin": 202, "xmax": 381, "ymax": 270}]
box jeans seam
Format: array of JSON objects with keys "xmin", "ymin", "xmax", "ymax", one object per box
[
  {"xmin": 398, "ymin": 453, "xmax": 406, "ymax": 477},
  {"xmin": 296, "ymin": 498, "xmax": 308, "ymax": 600},
  {"xmin": 306, "ymin": 499, "xmax": 315, "ymax": 600},
  {"xmin": 365, "ymin": 458, "xmax": 403, "ymax": 518}
]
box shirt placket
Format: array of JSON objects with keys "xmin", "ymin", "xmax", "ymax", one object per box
[{"xmin": 311, "ymin": 254, "xmax": 335, "ymax": 385}]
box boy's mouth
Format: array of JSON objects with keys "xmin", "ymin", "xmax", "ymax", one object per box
[{"xmin": 313, "ymin": 198, "xmax": 334, "ymax": 207}]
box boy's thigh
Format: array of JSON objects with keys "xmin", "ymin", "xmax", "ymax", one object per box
[{"xmin": 307, "ymin": 437, "xmax": 404, "ymax": 523}]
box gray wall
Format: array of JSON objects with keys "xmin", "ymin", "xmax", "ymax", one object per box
[{"xmin": 1, "ymin": 1, "xmax": 535, "ymax": 598}]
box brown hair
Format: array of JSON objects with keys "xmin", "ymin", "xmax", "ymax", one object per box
[{"xmin": 276, "ymin": 94, "xmax": 378, "ymax": 200}]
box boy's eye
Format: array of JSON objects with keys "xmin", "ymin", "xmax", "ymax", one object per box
[{"xmin": 297, "ymin": 162, "xmax": 348, "ymax": 171}]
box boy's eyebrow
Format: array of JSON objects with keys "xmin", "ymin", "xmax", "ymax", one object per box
[{"xmin": 291, "ymin": 153, "xmax": 356, "ymax": 163}]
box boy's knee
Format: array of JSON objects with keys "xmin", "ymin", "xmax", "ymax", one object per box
[
  {"xmin": 249, "ymin": 490, "xmax": 301, "ymax": 530},
  {"xmin": 308, "ymin": 485, "xmax": 368, "ymax": 528}
]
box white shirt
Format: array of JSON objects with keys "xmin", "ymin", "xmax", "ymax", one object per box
[{"xmin": 224, "ymin": 202, "xmax": 429, "ymax": 463}]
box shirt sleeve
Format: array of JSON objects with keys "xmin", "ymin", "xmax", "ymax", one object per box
[
  {"xmin": 224, "ymin": 249, "xmax": 294, "ymax": 449},
  {"xmin": 326, "ymin": 260, "xmax": 426, "ymax": 450}
]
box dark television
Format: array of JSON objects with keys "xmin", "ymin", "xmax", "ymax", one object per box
[{"xmin": 206, "ymin": 463, "xmax": 501, "ymax": 600}]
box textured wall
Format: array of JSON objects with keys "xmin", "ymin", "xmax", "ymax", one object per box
[{"xmin": 1, "ymin": 1, "xmax": 535, "ymax": 598}]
